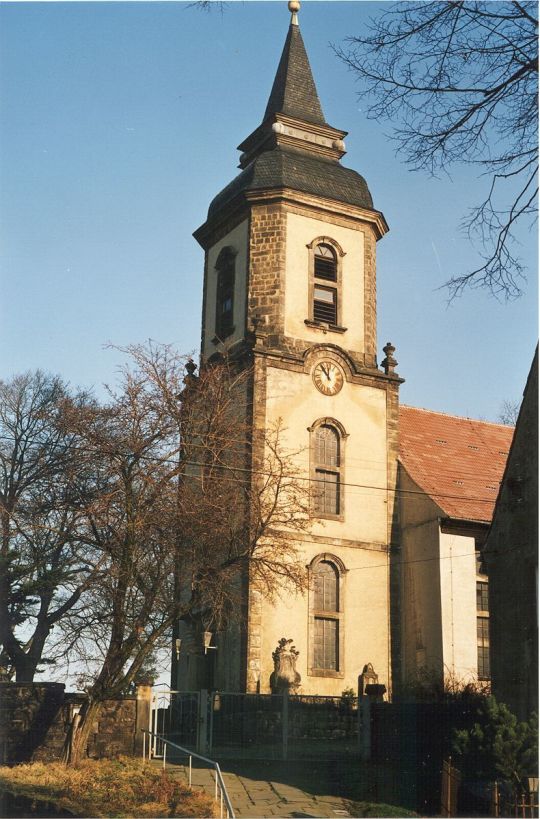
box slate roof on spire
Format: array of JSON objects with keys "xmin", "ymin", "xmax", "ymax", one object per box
[
  {"xmin": 196, "ymin": 8, "xmax": 386, "ymax": 232},
  {"xmin": 264, "ymin": 22, "xmax": 326, "ymax": 126}
]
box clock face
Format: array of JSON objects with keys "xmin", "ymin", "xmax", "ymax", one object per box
[{"xmin": 312, "ymin": 360, "xmax": 344, "ymax": 396}]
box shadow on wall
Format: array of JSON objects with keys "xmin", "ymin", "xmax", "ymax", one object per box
[
  {"xmin": 0, "ymin": 683, "xmax": 66, "ymax": 764},
  {"xmin": 0, "ymin": 682, "xmax": 148, "ymax": 764}
]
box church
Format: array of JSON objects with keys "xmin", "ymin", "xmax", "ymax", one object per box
[{"xmin": 172, "ymin": 1, "xmax": 513, "ymax": 699}]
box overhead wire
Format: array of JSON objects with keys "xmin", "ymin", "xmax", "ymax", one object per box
[
  {"xmin": 0, "ymin": 510, "xmax": 522, "ymax": 574},
  {"xmin": 0, "ymin": 437, "xmax": 504, "ymax": 505}
]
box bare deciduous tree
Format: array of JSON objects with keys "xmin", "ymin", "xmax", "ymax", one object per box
[
  {"xmin": 336, "ymin": 1, "xmax": 538, "ymax": 299},
  {"xmin": 188, "ymin": 1, "xmax": 228, "ymax": 12},
  {"xmin": 63, "ymin": 343, "xmax": 309, "ymax": 762},
  {"xmin": 0, "ymin": 372, "xmax": 98, "ymax": 682},
  {"xmin": 498, "ymin": 398, "xmax": 520, "ymax": 425}
]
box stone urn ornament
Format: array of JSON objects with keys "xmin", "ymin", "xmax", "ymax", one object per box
[{"xmin": 270, "ymin": 638, "xmax": 301, "ymax": 693}]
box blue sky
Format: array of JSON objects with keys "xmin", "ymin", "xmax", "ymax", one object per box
[{"xmin": 1, "ymin": 1, "xmax": 537, "ymax": 420}]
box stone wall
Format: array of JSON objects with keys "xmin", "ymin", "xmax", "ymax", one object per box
[
  {"xmin": 0, "ymin": 682, "xmax": 149, "ymax": 764},
  {"xmin": 0, "ymin": 682, "xmax": 66, "ymax": 764},
  {"xmin": 86, "ymin": 698, "xmax": 137, "ymax": 759}
]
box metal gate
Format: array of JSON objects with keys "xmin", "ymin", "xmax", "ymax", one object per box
[
  {"xmin": 150, "ymin": 688, "xmax": 177, "ymax": 758},
  {"xmin": 166, "ymin": 691, "xmax": 200, "ymax": 751}
]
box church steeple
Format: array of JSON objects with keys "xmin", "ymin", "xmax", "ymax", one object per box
[
  {"xmin": 196, "ymin": 1, "xmax": 387, "ymax": 244},
  {"xmin": 182, "ymin": 2, "xmax": 400, "ymax": 703},
  {"xmin": 236, "ymin": 1, "xmax": 350, "ymax": 170},
  {"xmin": 263, "ymin": 3, "xmax": 326, "ymax": 127}
]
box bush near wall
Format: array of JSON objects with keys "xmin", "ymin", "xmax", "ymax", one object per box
[{"xmin": 370, "ymin": 696, "xmax": 538, "ymax": 816}]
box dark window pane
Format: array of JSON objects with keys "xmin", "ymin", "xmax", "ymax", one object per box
[
  {"xmin": 314, "ymin": 561, "xmax": 338, "ymax": 611},
  {"xmin": 215, "ymin": 260, "xmax": 235, "ymax": 339},
  {"xmin": 477, "ymin": 616, "xmax": 490, "ymax": 678},
  {"xmin": 476, "ymin": 582, "xmax": 489, "ymax": 612},
  {"xmin": 315, "ymin": 426, "xmax": 339, "ymax": 467},
  {"xmin": 314, "ymin": 256, "xmax": 337, "ymax": 281},
  {"xmin": 314, "ymin": 469, "xmax": 339, "ymax": 515},
  {"xmin": 313, "ymin": 286, "xmax": 337, "ymax": 324},
  {"xmin": 477, "ymin": 616, "xmax": 490, "ymax": 643},
  {"xmin": 314, "ymin": 617, "xmax": 338, "ymax": 670},
  {"xmin": 478, "ymin": 645, "xmax": 490, "ymax": 679}
]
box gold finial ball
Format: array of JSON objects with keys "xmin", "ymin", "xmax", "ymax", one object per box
[{"xmin": 288, "ymin": 1, "xmax": 300, "ymax": 13}]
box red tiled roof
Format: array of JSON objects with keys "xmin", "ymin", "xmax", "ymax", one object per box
[{"xmin": 399, "ymin": 406, "xmax": 515, "ymax": 523}]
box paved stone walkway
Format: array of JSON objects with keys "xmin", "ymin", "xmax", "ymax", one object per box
[{"xmin": 154, "ymin": 760, "xmax": 356, "ymax": 818}]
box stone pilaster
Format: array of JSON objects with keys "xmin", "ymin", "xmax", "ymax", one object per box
[
  {"xmin": 363, "ymin": 227, "xmax": 378, "ymax": 369},
  {"xmin": 385, "ymin": 372, "xmax": 402, "ymax": 698},
  {"xmin": 244, "ymin": 351, "xmax": 269, "ymax": 692},
  {"xmin": 248, "ymin": 203, "xmax": 288, "ymax": 346}
]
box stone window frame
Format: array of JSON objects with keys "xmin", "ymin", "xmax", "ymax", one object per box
[
  {"xmin": 307, "ymin": 553, "xmax": 347, "ymax": 679},
  {"xmin": 304, "ymin": 236, "xmax": 347, "ymax": 334},
  {"xmin": 308, "ymin": 417, "xmax": 348, "ymax": 522},
  {"xmin": 213, "ymin": 246, "xmax": 237, "ymax": 343}
]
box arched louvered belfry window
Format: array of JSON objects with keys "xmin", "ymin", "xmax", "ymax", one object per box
[
  {"xmin": 306, "ymin": 238, "xmax": 345, "ymax": 331},
  {"xmin": 309, "ymin": 554, "xmax": 346, "ymax": 677},
  {"xmin": 313, "ymin": 244, "xmax": 337, "ymax": 324},
  {"xmin": 215, "ymin": 246, "xmax": 236, "ymax": 340},
  {"xmin": 312, "ymin": 422, "xmax": 342, "ymax": 517}
]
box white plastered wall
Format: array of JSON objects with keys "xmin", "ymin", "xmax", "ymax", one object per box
[
  {"xmin": 439, "ymin": 529, "xmax": 478, "ymax": 683},
  {"xmin": 400, "ymin": 468, "xmax": 480, "ymax": 685},
  {"xmin": 257, "ymin": 362, "xmax": 391, "ymax": 695},
  {"xmin": 399, "ymin": 470, "xmax": 444, "ymax": 682}
]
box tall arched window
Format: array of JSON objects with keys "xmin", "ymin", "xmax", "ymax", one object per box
[
  {"xmin": 311, "ymin": 420, "xmax": 345, "ymax": 518},
  {"xmin": 215, "ymin": 247, "xmax": 236, "ymax": 340},
  {"xmin": 309, "ymin": 555, "xmax": 346, "ymax": 677}
]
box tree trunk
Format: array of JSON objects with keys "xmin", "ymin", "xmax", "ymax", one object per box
[{"xmin": 68, "ymin": 698, "xmax": 102, "ymax": 764}]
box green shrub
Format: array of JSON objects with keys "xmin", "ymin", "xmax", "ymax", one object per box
[{"xmin": 452, "ymin": 696, "xmax": 538, "ymax": 784}]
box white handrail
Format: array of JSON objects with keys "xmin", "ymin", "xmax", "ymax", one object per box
[{"xmin": 141, "ymin": 729, "xmax": 235, "ymax": 819}]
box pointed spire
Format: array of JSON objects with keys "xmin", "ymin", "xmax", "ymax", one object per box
[{"xmin": 263, "ymin": 5, "xmax": 326, "ymax": 126}]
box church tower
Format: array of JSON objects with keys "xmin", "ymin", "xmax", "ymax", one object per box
[{"xmin": 189, "ymin": 2, "xmax": 402, "ymax": 696}]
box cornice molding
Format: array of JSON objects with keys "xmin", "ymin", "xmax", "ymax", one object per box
[
  {"xmin": 245, "ymin": 187, "xmax": 389, "ymax": 239},
  {"xmin": 195, "ymin": 185, "xmax": 389, "ymax": 247}
]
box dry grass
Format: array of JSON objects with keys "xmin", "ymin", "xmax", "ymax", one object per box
[{"xmin": 0, "ymin": 756, "xmax": 216, "ymax": 817}]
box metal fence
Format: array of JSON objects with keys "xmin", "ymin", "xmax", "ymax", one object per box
[
  {"xmin": 210, "ymin": 692, "xmax": 284, "ymax": 758},
  {"xmin": 161, "ymin": 690, "xmax": 360, "ymax": 760}
]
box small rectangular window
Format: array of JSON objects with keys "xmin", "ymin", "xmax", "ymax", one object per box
[
  {"xmin": 313, "ymin": 286, "xmax": 337, "ymax": 324},
  {"xmin": 477, "ymin": 616, "xmax": 489, "ymax": 642},
  {"xmin": 478, "ymin": 646, "xmax": 490, "ymax": 679},
  {"xmin": 314, "ymin": 617, "xmax": 338, "ymax": 670},
  {"xmin": 476, "ymin": 581, "xmax": 489, "ymax": 612}
]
